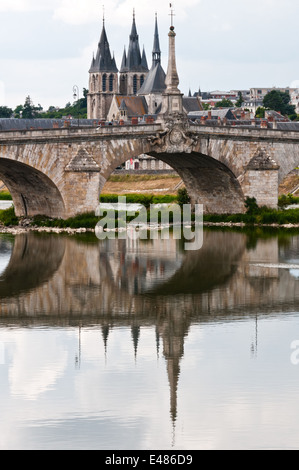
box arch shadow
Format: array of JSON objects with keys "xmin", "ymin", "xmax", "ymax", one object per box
[
  {"xmin": 100, "ymin": 144, "xmax": 246, "ymax": 214},
  {"xmin": 0, "ymin": 233, "xmax": 66, "ymax": 299},
  {"xmin": 0, "ymin": 158, "xmax": 65, "ymax": 218}
]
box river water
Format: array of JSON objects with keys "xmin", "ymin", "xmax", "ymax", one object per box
[{"xmin": 1, "ymin": 228, "xmax": 299, "ymax": 450}]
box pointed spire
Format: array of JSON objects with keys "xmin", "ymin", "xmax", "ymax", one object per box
[
  {"xmin": 126, "ymin": 10, "xmax": 148, "ymax": 72},
  {"xmin": 141, "ymin": 46, "xmax": 148, "ymax": 70},
  {"xmin": 120, "ymin": 99, "xmax": 128, "ymax": 111},
  {"xmin": 120, "ymin": 47, "xmax": 128, "ymax": 72},
  {"xmin": 165, "ymin": 25, "xmax": 180, "ymax": 93},
  {"xmin": 137, "ymin": 14, "xmax": 166, "ymax": 96},
  {"xmin": 102, "ymin": 325, "xmax": 110, "ymax": 358},
  {"xmin": 130, "ymin": 8, "xmax": 138, "ymax": 38},
  {"xmin": 89, "ymin": 20, "xmax": 118, "ymax": 73},
  {"xmin": 161, "ymin": 7, "xmax": 185, "ymax": 118},
  {"xmin": 131, "ymin": 325, "xmax": 140, "ymax": 360},
  {"xmin": 153, "ymin": 13, "xmax": 161, "ymax": 66}
]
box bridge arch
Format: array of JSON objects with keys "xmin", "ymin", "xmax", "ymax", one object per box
[
  {"xmin": 99, "ymin": 137, "xmax": 245, "ymax": 214},
  {"xmin": 0, "ymin": 158, "xmax": 65, "ymax": 218},
  {"xmin": 150, "ymin": 151, "xmax": 245, "ymax": 214}
]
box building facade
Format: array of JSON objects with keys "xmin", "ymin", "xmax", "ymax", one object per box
[{"xmin": 88, "ymin": 13, "xmax": 150, "ymax": 120}]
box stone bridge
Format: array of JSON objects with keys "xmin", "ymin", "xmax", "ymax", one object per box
[
  {"xmin": 0, "ymin": 121, "xmax": 299, "ymax": 217},
  {"xmin": 1, "ymin": 22, "xmax": 299, "ymax": 218}
]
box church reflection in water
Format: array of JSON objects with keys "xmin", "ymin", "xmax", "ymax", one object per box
[{"xmin": 1, "ymin": 229, "xmax": 299, "ymax": 426}]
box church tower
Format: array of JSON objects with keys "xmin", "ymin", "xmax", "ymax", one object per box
[
  {"xmin": 87, "ymin": 18, "xmax": 118, "ymax": 120},
  {"xmin": 119, "ymin": 11, "xmax": 149, "ymax": 96},
  {"xmin": 138, "ymin": 14, "xmax": 166, "ymax": 114}
]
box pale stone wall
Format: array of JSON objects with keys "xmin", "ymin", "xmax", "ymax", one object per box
[{"xmin": 242, "ymin": 169, "xmax": 279, "ymax": 208}]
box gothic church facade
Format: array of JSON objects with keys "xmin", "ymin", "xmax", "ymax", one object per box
[{"xmin": 87, "ymin": 13, "xmax": 166, "ymax": 121}]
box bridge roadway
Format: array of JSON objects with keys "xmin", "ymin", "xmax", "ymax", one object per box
[{"xmin": 1, "ymin": 122, "xmax": 299, "ymax": 217}]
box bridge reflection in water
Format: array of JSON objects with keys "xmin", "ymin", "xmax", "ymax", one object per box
[{"xmin": 1, "ymin": 229, "xmax": 299, "ymax": 429}]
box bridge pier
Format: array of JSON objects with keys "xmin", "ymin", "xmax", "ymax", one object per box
[
  {"xmin": 240, "ymin": 149, "xmax": 280, "ymax": 209},
  {"xmin": 61, "ymin": 171, "xmax": 101, "ymax": 218}
]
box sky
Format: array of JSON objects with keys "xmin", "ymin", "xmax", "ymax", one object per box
[{"xmin": 1, "ymin": 0, "xmax": 299, "ymax": 111}]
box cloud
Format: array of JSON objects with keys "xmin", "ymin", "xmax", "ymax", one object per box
[
  {"xmin": 8, "ymin": 330, "xmax": 68, "ymax": 400},
  {"xmin": 0, "ymin": 0, "xmax": 56, "ymax": 12},
  {"xmin": 53, "ymin": 0, "xmax": 202, "ymax": 26}
]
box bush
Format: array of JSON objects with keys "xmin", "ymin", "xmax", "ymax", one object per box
[
  {"xmin": 278, "ymin": 193, "xmax": 299, "ymax": 208},
  {"xmin": 245, "ymin": 197, "xmax": 259, "ymax": 214},
  {"xmin": 0, "ymin": 207, "xmax": 19, "ymax": 226},
  {"xmin": 0, "ymin": 191, "xmax": 12, "ymax": 201},
  {"xmin": 177, "ymin": 188, "xmax": 190, "ymax": 207},
  {"xmin": 100, "ymin": 193, "xmax": 178, "ymax": 208}
]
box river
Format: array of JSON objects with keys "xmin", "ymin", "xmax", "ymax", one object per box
[{"xmin": 0, "ymin": 228, "xmax": 299, "ymax": 450}]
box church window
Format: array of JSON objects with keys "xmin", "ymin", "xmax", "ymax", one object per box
[
  {"xmin": 102, "ymin": 74, "xmax": 107, "ymax": 92},
  {"xmin": 140, "ymin": 75, "xmax": 145, "ymax": 87},
  {"xmin": 133, "ymin": 75, "xmax": 138, "ymax": 95},
  {"xmin": 109, "ymin": 74, "xmax": 114, "ymax": 92}
]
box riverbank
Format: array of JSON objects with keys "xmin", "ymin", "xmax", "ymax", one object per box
[
  {"xmin": 1, "ymin": 218, "xmax": 299, "ymax": 235},
  {"xmin": 2, "ymin": 197, "xmax": 299, "ymax": 233}
]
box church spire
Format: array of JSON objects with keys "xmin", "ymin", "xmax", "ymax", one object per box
[
  {"xmin": 89, "ymin": 20, "xmax": 118, "ymax": 73},
  {"xmin": 153, "ymin": 13, "xmax": 161, "ymax": 66},
  {"xmin": 126, "ymin": 10, "xmax": 148, "ymax": 72}
]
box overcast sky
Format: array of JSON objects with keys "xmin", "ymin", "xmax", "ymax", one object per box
[{"xmin": 1, "ymin": 0, "xmax": 299, "ymax": 110}]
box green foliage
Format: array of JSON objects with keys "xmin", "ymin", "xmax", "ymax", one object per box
[
  {"xmin": 245, "ymin": 197, "xmax": 259, "ymax": 214},
  {"xmin": 32, "ymin": 212, "xmax": 100, "ymax": 229},
  {"xmin": 177, "ymin": 188, "xmax": 191, "ymax": 207},
  {"xmin": 0, "ymin": 191, "xmax": 12, "ymax": 200},
  {"xmin": 22, "ymin": 96, "xmax": 42, "ymax": 119},
  {"xmin": 235, "ymin": 91, "xmax": 243, "ymax": 108},
  {"xmin": 100, "ymin": 193, "xmax": 178, "ymax": 208},
  {"xmin": 263, "ymin": 90, "xmax": 296, "ymax": 116},
  {"xmin": 255, "ymin": 107, "xmax": 265, "ymax": 118},
  {"xmin": 0, "ymin": 207, "xmax": 19, "ymax": 226},
  {"xmin": 0, "ymin": 106, "xmax": 13, "ymax": 118},
  {"xmin": 278, "ymin": 193, "xmax": 299, "ymax": 207},
  {"xmin": 38, "ymin": 88, "xmax": 88, "ymax": 119},
  {"xmin": 215, "ymin": 99, "xmax": 234, "ymax": 108},
  {"xmin": 12, "ymin": 89, "xmax": 88, "ymax": 120}
]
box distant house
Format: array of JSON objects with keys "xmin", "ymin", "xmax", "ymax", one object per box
[
  {"xmin": 124, "ymin": 154, "xmax": 174, "ymax": 172},
  {"xmin": 188, "ymin": 108, "xmax": 236, "ymax": 122},
  {"xmin": 182, "ymin": 97, "xmax": 203, "ymax": 114}
]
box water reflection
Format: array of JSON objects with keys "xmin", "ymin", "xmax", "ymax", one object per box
[
  {"xmin": 1, "ymin": 229, "xmax": 299, "ymax": 449},
  {"xmin": 0, "ymin": 230, "xmax": 299, "ymax": 320}
]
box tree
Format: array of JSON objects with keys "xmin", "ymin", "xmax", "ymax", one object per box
[
  {"xmin": 0, "ymin": 106, "xmax": 13, "ymax": 118},
  {"xmin": 22, "ymin": 95, "xmax": 40, "ymax": 119},
  {"xmin": 14, "ymin": 105, "xmax": 24, "ymax": 118},
  {"xmin": 235, "ymin": 91, "xmax": 243, "ymax": 108},
  {"xmin": 215, "ymin": 98, "xmax": 234, "ymax": 108},
  {"xmin": 255, "ymin": 107, "xmax": 265, "ymax": 118},
  {"xmin": 263, "ymin": 90, "xmax": 296, "ymax": 116}
]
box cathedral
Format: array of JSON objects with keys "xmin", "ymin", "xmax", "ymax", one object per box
[{"xmin": 87, "ymin": 12, "xmax": 202, "ymax": 122}]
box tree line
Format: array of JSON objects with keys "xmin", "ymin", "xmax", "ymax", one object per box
[
  {"xmin": 202, "ymin": 90, "xmax": 298, "ymax": 120},
  {"xmin": 0, "ymin": 89, "xmax": 88, "ymax": 119},
  {"xmin": 0, "ymin": 89, "xmax": 298, "ymax": 120}
]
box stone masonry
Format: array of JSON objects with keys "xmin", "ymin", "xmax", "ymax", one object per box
[{"xmin": 1, "ymin": 122, "xmax": 299, "ymax": 217}]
